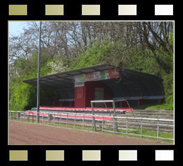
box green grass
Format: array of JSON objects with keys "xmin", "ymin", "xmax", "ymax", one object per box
[
  {"xmin": 115, "ymin": 128, "xmax": 173, "ymax": 143},
  {"xmin": 136, "ymin": 103, "xmax": 173, "ymax": 110},
  {"xmin": 146, "ymin": 103, "xmax": 173, "ymax": 110}
]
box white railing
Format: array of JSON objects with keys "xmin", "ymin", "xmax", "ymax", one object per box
[{"xmin": 9, "ymin": 111, "xmax": 174, "ymax": 141}]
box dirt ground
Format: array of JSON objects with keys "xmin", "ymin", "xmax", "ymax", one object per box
[{"xmin": 9, "ymin": 120, "xmax": 171, "ymax": 145}]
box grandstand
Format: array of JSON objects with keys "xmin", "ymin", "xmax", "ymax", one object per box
[{"xmin": 23, "ymin": 64, "xmax": 165, "ymax": 114}]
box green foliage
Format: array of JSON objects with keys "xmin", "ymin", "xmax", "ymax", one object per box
[
  {"xmin": 146, "ymin": 103, "xmax": 173, "ymax": 110},
  {"xmin": 161, "ymin": 31, "xmax": 174, "ymax": 107},
  {"xmin": 125, "ymin": 49, "xmax": 163, "ymax": 76},
  {"xmin": 9, "ymin": 78, "xmax": 34, "ymax": 111},
  {"xmin": 68, "ymin": 39, "xmax": 128, "ymax": 70},
  {"xmin": 168, "ymin": 30, "xmax": 174, "ymax": 47},
  {"xmin": 163, "ymin": 72, "xmax": 173, "ymax": 105},
  {"xmin": 9, "ymin": 52, "xmax": 56, "ymax": 111}
]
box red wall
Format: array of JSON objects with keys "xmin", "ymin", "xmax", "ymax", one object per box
[
  {"xmin": 74, "ymin": 82, "xmax": 113, "ymax": 108},
  {"xmin": 85, "ymin": 82, "xmax": 113, "ymax": 107},
  {"xmin": 75, "ymin": 86, "xmax": 86, "ymax": 107}
]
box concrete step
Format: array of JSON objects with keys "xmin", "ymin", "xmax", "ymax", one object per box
[
  {"xmin": 119, "ymin": 114, "xmax": 173, "ymax": 119},
  {"xmin": 130, "ymin": 110, "xmax": 173, "ymax": 114}
]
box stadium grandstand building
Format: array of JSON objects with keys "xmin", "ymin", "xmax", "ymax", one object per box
[{"xmin": 23, "ymin": 64, "xmax": 165, "ymax": 111}]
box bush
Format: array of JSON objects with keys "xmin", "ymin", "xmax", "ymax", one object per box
[{"xmin": 163, "ymin": 72, "xmax": 173, "ymax": 106}]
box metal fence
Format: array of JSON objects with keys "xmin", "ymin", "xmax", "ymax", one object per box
[{"xmin": 9, "ymin": 111, "xmax": 174, "ymax": 141}]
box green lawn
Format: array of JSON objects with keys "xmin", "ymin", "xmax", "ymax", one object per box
[{"xmin": 137, "ymin": 103, "xmax": 173, "ymax": 110}]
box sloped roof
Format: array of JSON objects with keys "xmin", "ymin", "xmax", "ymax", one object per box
[{"xmin": 23, "ymin": 64, "xmax": 165, "ymax": 100}]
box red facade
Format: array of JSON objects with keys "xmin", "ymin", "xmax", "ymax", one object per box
[{"xmin": 75, "ymin": 81, "xmax": 113, "ymax": 107}]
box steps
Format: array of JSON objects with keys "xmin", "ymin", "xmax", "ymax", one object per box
[
  {"xmin": 120, "ymin": 109, "xmax": 173, "ymax": 119},
  {"xmin": 103, "ymin": 109, "xmax": 174, "ymax": 133}
]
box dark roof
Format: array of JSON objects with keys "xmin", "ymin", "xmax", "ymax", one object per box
[
  {"xmin": 23, "ymin": 64, "xmax": 165, "ymax": 100},
  {"xmin": 23, "ymin": 64, "xmax": 114, "ymax": 87}
]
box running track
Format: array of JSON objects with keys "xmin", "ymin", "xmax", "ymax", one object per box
[{"xmin": 9, "ymin": 120, "xmax": 170, "ymax": 145}]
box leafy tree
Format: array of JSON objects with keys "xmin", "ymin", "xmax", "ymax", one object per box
[{"xmin": 9, "ymin": 52, "xmax": 57, "ymax": 111}]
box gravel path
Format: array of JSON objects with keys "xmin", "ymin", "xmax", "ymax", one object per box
[{"xmin": 9, "ymin": 120, "xmax": 171, "ymax": 145}]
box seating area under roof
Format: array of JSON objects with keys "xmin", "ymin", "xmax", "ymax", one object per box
[{"xmin": 23, "ymin": 64, "xmax": 165, "ymax": 100}]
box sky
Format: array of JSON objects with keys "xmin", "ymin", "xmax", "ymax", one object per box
[{"xmin": 9, "ymin": 21, "xmax": 28, "ymax": 37}]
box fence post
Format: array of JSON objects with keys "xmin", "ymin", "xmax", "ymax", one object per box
[
  {"xmin": 48, "ymin": 113, "xmax": 52, "ymax": 124},
  {"xmin": 21, "ymin": 113, "xmax": 22, "ymax": 122},
  {"xmin": 28, "ymin": 113, "xmax": 29, "ymax": 122},
  {"xmin": 53, "ymin": 114, "xmax": 55, "ymax": 126},
  {"xmin": 91, "ymin": 102, "xmax": 96, "ymax": 131},
  {"xmin": 32, "ymin": 112, "xmax": 33, "ymax": 123},
  {"xmin": 24, "ymin": 112, "xmax": 26, "ymax": 122},
  {"xmin": 28, "ymin": 114, "xmax": 31, "ymax": 122},
  {"xmin": 60, "ymin": 116, "xmax": 62, "ymax": 127},
  {"xmin": 113, "ymin": 116, "xmax": 118, "ymax": 132},
  {"xmin": 141, "ymin": 118, "xmax": 143, "ymax": 137},
  {"xmin": 67, "ymin": 113, "xmax": 68, "ymax": 128},
  {"xmin": 157, "ymin": 119, "xmax": 159, "ymax": 140},
  {"xmin": 42, "ymin": 113, "xmax": 43, "ymax": 124},
  {"xmin": 47, "ymin": 113, "xmax": 49, "ymax": 124},
  {"xmin": 126, "ymin": 118, "xmax": 128, "ymax": 135},
  {"xmin": 113, "ymin": 116, "xmax": 114, "ymax": 132},
  {"xmin": 17, "ymin": 112, "xmax": 21, "ymax": 120},
  {"xmin": 83, "ymin": 114, "xmax": 85, "ymax": 130},
  {"xmin": 113, "ymin": 101, "xmax": 118, "ymax": 132},
  {"xmin": 102, "ymin": 116, "xmax": 104, "ymax": 131},
  {"xmin": 74, "ymin": 114, "xmax": 76, "ymax": 129},
  {"xmin": 93, "ymin": 116, "xmax": 96, "ymax": 131}
]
